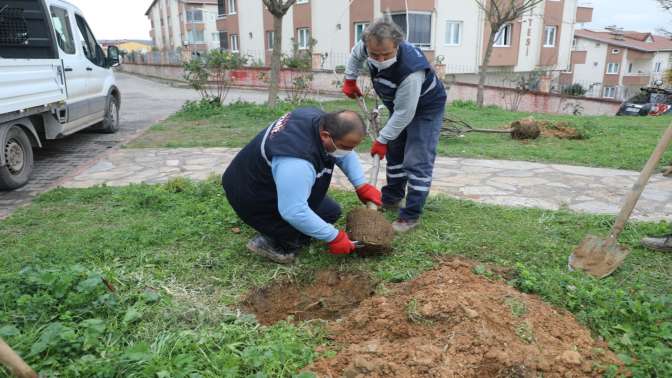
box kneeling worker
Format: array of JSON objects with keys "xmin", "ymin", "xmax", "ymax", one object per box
[{"xmin": 222, "ymin": 108, "xmax": 382, "ymax": 264}]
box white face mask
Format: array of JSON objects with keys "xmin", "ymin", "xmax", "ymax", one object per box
[
  {"xmin": 328, "ymin": 148, "xmax": 350, "ymax": 158},
  {"xmin": 368, "ymin": 56, "xmax": 397, "ymax": 71}
]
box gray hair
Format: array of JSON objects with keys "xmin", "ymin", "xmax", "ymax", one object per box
[{"xmin": 361, "ymin": 18, "xmax": 405, "ymax": 46}]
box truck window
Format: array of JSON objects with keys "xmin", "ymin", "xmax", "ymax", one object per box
[
  {"xmin": 74, "ymin": 14, "xmax": 105, "ymax": 67},
  {"xmin": 50, "ymin": 7, "xmax": 76, "ymax": 54}
]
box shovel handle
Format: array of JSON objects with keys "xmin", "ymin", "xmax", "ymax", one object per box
[
  {"xmin": 0, "ymin": 338, "xmax": 37, "ymax": 378},
  {"xmin": 366, "ymin": 155, "xmax": 381, "ymax": 210},
  {"xmin": 609, "ymin": 123, "xmax": 672, "ymax": 240}
]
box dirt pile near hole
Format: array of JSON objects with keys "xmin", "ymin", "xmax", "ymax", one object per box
[
  {"xmin": 241, "ymin": 270, "xmax": 376, "ymax": 325},
  {"xmin": 306, "ymin": 259, "xmax": 622, "ymax": 377},
  {"xmin": 539, "ymin": 120, "xmax": 584, "ymax": 140},
  {"xmin": 346, "ymin": 208, "xmax": 395, "ymax": 256}
]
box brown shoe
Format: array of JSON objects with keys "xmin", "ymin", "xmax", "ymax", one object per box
[
  {"xmin": 392, "ymin": 218, "xmax": 420, "ymax": 233},
  {"xmin": 246, "ymin": 235, "xmax": 295, "ymax": 264},
  {"xmin": 641, "ymin": 234, "xmax": 672, "ymax": 252}
]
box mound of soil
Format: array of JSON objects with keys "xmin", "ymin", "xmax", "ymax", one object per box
[
  {"xmin": 241, "ymin": 270, "xmax": 376, "ymax": 325},
  {"xmin": 346, "ymin": 208, "xmax": 395, "ymax": 256},
  {"xmin": 539, "ymin": 120, "xmax": 584, "ymax": 140},
  {"xmin": 306, "ymin": 259, "xmax": 622, "ymax": 377}
]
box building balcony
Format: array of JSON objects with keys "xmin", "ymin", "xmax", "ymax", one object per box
[
  {"xmin": 622, "ymin": 74, "xmax": 651, "ymax": 86},
  {"xmin": 627, "ymin": 49, "xmax": 654, "ymax": 61},
  {"xmin": 576, "ymin": 6, "xmax": 593, "ymax": 23}
]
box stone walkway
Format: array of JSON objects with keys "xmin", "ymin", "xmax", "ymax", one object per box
[{"xmin": 62, "ymin": 147, "xmax": 672, "ymax": 222}]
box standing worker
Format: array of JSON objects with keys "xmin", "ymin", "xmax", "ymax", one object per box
[
  {"xmin": 222, "ymin": 108, "xmax": 382, "ymax": 264},
  {"xmin": 342, "ymin": 18, "xmax": 447, "ymax": 233}
]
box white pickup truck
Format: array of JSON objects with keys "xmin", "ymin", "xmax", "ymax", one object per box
[{"xmin": 0, "ymin": 0, "xmax": 121, "ymax": 189}]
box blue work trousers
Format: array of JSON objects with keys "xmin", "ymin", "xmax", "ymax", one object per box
[{"xmin": 382, "ymin": 107, "xmax": 444, "ymax": 220}]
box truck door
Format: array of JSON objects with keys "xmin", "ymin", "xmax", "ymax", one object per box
[
  {"xmin": 74, "ymin": 14, "xmax": 108, "ymax": 118},
  {"xmin": 50, "ymin": 5, "xmax": 89, "ymax": 122}
]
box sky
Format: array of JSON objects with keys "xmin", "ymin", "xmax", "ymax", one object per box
[{"xmin": 67, "ymin": 0, "xmax": 672, "ymax": 41}]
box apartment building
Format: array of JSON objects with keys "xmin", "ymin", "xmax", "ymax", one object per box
[
  {"xmin": 566, "ymin": 29, "xmax": 672, "ymax": 101},
  {"xmin": 214, "ymin": 0, "xmax": 592, "ymax": 79},
  {"xmin": 146, "ymin": 0, "xmax": 221, "ymax": 52}
]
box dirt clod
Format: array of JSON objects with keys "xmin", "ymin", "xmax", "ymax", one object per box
[
  {"xmin": 241, "ymin": 270, "xmax": 375, "ymax": 325},
  {"xmin": 346, "ymin": 208, "xmax": 395, "ymax": 256},
  {"xmin": 510, "ymin": 118, "xmax": 542, "ymax": 140},
  {"xmin": 306, "ymin": 259, "xmax": 622, "ymax": 377}
]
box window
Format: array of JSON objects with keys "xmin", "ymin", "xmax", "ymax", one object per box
[
  {"xmin": 212, "ymin": 33, "xmax": 220, "ymax": 42},
  {"xmin": 186, "ymin": 9, "xmax": 204, "ymax": 23},
  {"xmin": 445, "ymin": 21, "xmax": 462, "ymax": 46},
  {"xmin": 188, "ymin": 29, "xmax": 205, "ymax": 43},
  {"xmin": 655, "ymin": 62, "xmax": 663, "ymax": 72},
  {"xmin": 75, "ymin": 14, "xmax": 105, "ymax": 67},
  {"xmin": 266, "ymin": 31, "xmax": 275, "ymax": 50},
  {"xmin": 390, "ymin": 13, "xmax": 432, "ymax": 48},
  {"xmin": 572, "ymin": 38, "xmax": 577, "ymax": 49},
  {"xmin": 50, "ymin": 7, "xmax": 76, "ymax": 54},
  {"xmin": 543, "ymin": 26, "xmax": 556, "ymax": 47},
  {"xmin": 606, "ymin": 62, "xmax": 619, "ymax": 74},
  {"xmin": 296, "ymin": 0, "xmax": 309, "ymax": 3},
  {"xmin": 493, "ymin": 23, "xmax": 513, "ymax": 47},
  {"xmin": 603, "ymin": 87, "xmax": 616, "ymax": 98},
  {"xmin": 227, "ymin": 0, "xmax": 236, "ymax": 15},
  {"xmin": 628, "ymin": 63, "xmax": 633, "ymax": 73},
  {"xmin": 217, "ymin": 0, "xmax": 225, "ymax": 16},
  {"xmin": 354, "ymin": 22, "xmax": 369, "ymax": 44},
  {"xmin": 297, "ymin": 28, "xmax": 310, "ymax": 49},
  {"xmin": 230, "ymin": 34, "xmax": 239, "ymax": 51},
  {"xmin": 219, "ymin": 31, "xmax": 228, "ymax": 49}
]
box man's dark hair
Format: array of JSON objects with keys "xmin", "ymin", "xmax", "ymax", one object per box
[{"xmin": 319, "ymin": 110, "xmax": 366, "ymax": 140}]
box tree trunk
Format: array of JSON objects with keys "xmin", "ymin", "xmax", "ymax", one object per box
[
  {"xmin": 477, "ymin": 31, "xmax": 497, "ymax": 107},
  {"xmin": 268, "ymin": 14, "xmax": 283, "ymax": 107}
]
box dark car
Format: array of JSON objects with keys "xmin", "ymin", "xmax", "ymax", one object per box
[{"xmin": 617, "ymin": 86, "xmax": 672, "ymax": 116}]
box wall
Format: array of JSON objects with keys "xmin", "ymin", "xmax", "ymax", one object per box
[
  {"xmin": 238, "ymin": 0, "xmax": 265, "ymax": 60},
  {"xmin": 120, "ymin": 63, "xmax": 621, "ymax": 116},
  {"xmin": 434, "ymin": 0, "xmax": 481, "ymax": 73},
  {"xmin": 515, "ymin": 2, "xmax": 545, "ymax": 72},
  {"xmin": 572, "ymin": 37, "xmax": 607, "ymax": 96},
  {"xmin": 313, "ymin": 0, "xmax": 351, "ymax": 69}
]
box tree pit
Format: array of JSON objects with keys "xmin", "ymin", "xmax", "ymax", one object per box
[{"xmin": 240, "ymin": 270, "xmax": 376, "ymax": 325}]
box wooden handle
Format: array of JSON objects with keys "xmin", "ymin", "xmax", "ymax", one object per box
[
  {"xmin": 0, "ymin": 338, "xmax": 37, "ymax": 378},
  {"xmin": 609, "ymin": 123, "xmax": 672, "ymax": 240}
]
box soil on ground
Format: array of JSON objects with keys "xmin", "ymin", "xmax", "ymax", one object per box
[
  {"xmin": 346, "ymin": 208, "xmax": 395, "ymax": 256},
  {"xmin": 303, "ymin": 259, "xmax": 622, "ymax": 377},
  {"xmin": 539, "ymin": 120, "xmax": 584, "ymax": 140},
  {"xmin": 241, "ymin": 270, "xmax": 376, "ymax": 325}
]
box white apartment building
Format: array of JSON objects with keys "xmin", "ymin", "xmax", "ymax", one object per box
[
  {"xmin": 215, "ymin": 0, "xmax": 592, "ymax": 79},
  {"xmin": 146, "ymin": 0, "xmax": 221, "ymax": 52},
  {"xmin": 566, "ymin": 29, "xmax": 672, "ymax": 101}
]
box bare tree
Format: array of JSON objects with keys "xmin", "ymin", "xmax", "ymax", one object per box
[
  {"xmin": 262, "ymin": 0, "xmax": 297, "ymax": 107},
  {"xmin": 474, "ymin": 0, "xmax": 543, "ymax": 107}
]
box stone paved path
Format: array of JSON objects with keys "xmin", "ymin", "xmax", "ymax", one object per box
[{"xmin": 63, "ymin": 147, "xmax": 672, "ymax": 222}]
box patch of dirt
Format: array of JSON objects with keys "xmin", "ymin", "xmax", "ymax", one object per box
[
  {"xmin": 539, "ymin": 120, "xmax": 585, "ymax": 140},
  {"xmin": 306, "ymin": 259, "xmax": 622, "ymax": 377},
  {"xmin": 241, "ymin": 270, "xmax": 376, "ymax": 325},
  {"xmin": 346, "ymin": 208, "xmax": 395, "ymax": 256}
]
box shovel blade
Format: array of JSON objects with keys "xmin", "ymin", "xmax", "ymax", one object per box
[{"xmin": 568, "ymin": 235, "xmax": 630, "ymax": 279}]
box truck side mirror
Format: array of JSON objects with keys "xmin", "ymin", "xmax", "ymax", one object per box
[{"xmin": 107, "ymin": 46, "xmax": 121, "ymax": 67}]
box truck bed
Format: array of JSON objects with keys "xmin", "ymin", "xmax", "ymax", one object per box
[{"xmin": 0, "ymin": 59, "xmax": 65, "ymax": 115}]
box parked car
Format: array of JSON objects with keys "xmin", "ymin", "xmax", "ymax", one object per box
[
  {"xmin": 616, "ymin": 85, "xmax": 672, "ymax": 116},
  {"xmin": 0, "ymin": 0, "xmax": 121, "ymax": 189}
]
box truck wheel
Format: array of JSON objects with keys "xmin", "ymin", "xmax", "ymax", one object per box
[
  {"xmin": 98, "ymin": 95, "xmax": 120, "ymax": 133},
  {"xmin": 0, "ymin": 126, "xmax": 34, "ymax": 190}
]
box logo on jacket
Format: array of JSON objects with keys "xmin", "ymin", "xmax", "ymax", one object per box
[{"xmin": 270, "ymin": 112, "xmax": 291, "ymax": 136}]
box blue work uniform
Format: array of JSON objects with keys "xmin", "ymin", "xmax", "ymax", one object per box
[
  {"xmin": 221, "ymin": 108, "xmax": 364, "ymax": 252},
  {"xmin": 366, "ymin": 42, "xmax": 447, "ymax": 220}
]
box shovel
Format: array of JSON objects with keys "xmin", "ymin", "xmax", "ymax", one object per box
[
  {"xmin": 0, "ymin": 337, "xmax": 37, "ymax": 378},
  {"xmin": 568, "ymin": 122, "xmax": 672, "ymax": 278}
]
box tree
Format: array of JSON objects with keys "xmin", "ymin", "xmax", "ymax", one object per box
[
  {"xmin": 474, "ymin": 0, "xmax": 544, "ymax": 107},
  {"xmin": 262, "ymin": 0, "xmax": 297, "ymax": 107}
]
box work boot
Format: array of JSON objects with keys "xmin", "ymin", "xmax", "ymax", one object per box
[
  {"xmin": 392, "ymin": 218, "xmax": 420, "ymax": 233},
  {"xmin": 641, "ymin": 234, "xmax": 672, "ymax": 252},
  {"xmin": 381, "ymin": 201, "xmax": 402, "ymax": 212},
  {"xmin": 246, "ymin": 234, "xmax": 295, "ymax": 264}
]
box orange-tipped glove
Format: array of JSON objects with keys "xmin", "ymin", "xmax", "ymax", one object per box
[
  {"xmin": 356, "ymin": 183, "xmax": 382, "ymax": 207},
  {"xmin": 342, "ymin": 79, "xmax": 363, "ymax": 99},
  {"xmin": 370, "ymin": 140, "xmax": 388, "ymax": 159},
  {"xmin": 328, "ymin": 230, "xmax": 356, "ymax": 255}
]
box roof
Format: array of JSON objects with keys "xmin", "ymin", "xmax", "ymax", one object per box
[
  {"xmin": 145, "ymin": 0, "xmax": 218, "ymax": 16},
  {"xmin": 575, "ymin": 29, "xmax": 672, "ymax": 52}
]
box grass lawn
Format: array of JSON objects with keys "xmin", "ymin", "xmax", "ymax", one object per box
[
  {"xmin": 1, "ymin": 178, "xmax": 671, "ymax": 376},
  {"xmin": 127, "ymin": 99, "xmax": 672, "ymax": 171}
]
